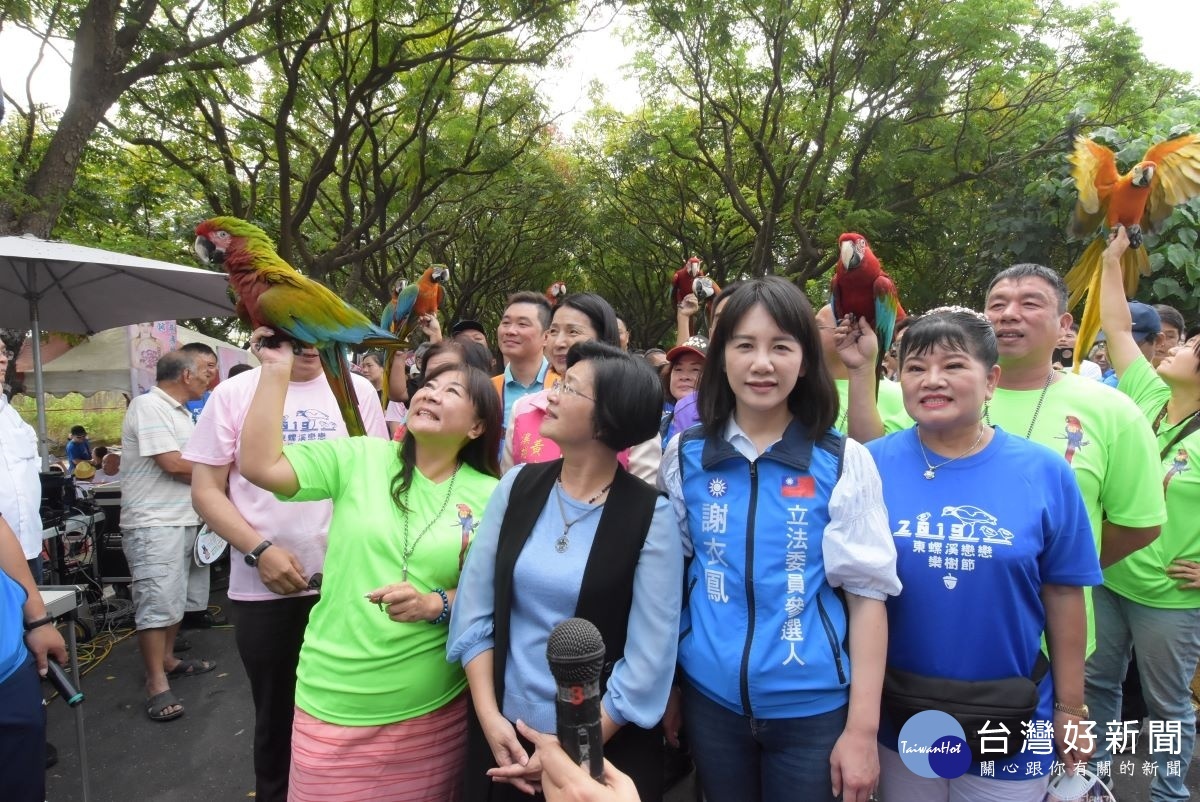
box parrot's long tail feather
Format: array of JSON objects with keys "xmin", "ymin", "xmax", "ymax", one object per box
[
  {"xmin": 1068, "ymin": 242, "xmax": 1106, "ymax": 374},
  {"xmin": 1064, "ymin": 239, "xmax": 1105, "ymax": 313},
  {"xmin": 320, "ymin": 344, "xmax": 366, "ymax": 437},
  {"xmin": 1066, "ymin": 237, "xmax": 1150, "ymax": 373}
]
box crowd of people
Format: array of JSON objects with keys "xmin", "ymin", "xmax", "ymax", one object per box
[{"xmin": 2, "ymin": 229, "xmax": 1199, "ymax": 801}]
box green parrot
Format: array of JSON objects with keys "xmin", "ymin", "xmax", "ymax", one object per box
[{"xmin": 193, "ymin": 216, "xmax": 398, "ymax": 436}]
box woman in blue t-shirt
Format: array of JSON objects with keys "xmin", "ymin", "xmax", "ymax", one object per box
[{"xmin": 842, "ymin": 307, "xmax": 1101, "ymax": 801}]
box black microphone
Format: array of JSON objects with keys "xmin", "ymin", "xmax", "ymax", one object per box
[
  {"xmin": 44, "ymin": 660, "xmax": 84, "ymax": 706},
  {"xmin": 545, "ymin": 617, "xmax": 606, "ymax": 781}
]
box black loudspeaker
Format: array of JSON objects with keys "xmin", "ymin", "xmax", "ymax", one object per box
[{"xmin": 40, "ymin": 472, "xmax": 75, "ymax": 513}]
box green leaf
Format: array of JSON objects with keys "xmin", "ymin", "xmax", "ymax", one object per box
[
  {"xmin": 1178, "ymin": 227, "xmax": 1198, "ymax": 250},
  {"xmin": 1166, "ymin": 243, "xmax": 1191, "ymax": 269}
]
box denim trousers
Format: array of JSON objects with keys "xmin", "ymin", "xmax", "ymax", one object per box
[
  {"xmin": 1085, "ymin": 584, "xmax": 1200, "ymax": 802},
  {"xmin": 232, "ymin": 595, "xmax": 319, "ymax": 802},
  {"xmin": 681, "ymin": 679, "xmax": 847, "ymax": 802}
]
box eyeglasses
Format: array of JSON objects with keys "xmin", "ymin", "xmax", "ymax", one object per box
[{"xmin": 550, "ymin": 379, "xmax": 594, "ymax": 402}]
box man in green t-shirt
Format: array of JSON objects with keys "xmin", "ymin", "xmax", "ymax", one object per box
[{"xmin": 983, "ymin": 264, "xmax": 1165, "ymax": 661}]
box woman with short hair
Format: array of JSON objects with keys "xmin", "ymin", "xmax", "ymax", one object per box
[{"xmin": 450, "ymin": 340, "xmax": 683, "ymax": 802}]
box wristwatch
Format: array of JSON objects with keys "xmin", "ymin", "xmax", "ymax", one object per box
[
  {"xmin": 244, "ymin": 540, "xmax": 273, "ymax": 567},
  {"xmin": 1054, "ymin": 700, "xmax": 1090, "ymax": 718}
]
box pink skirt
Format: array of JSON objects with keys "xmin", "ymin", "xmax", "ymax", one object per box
[{"xmin": 288, "ymin": 695, "xmax": 468, "ymax": 802}]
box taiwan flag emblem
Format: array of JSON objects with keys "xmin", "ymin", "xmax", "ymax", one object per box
[{"xmin": 781, "ymin": 475, "xmax": 815, "ymax": 498}]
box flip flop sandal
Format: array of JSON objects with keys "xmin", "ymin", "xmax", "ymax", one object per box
[
  {"xmin": 165, "ymin": 658, "xmax": 216, "ymax": 679},
  {"xmin": 146, "ymin": 690, "xmax": 184, "ymax": 722}
]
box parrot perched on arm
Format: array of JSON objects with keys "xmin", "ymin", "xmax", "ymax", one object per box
[
  {"xmin": 193, "ymin": 216, "xmax": 399, "ymax": 436},
  {"xmin": 830, "ymin": 232, "xmax": 907, "ymax": 357},
  {"xmin": 671, "ymin": 257, "xmax": 703, "ymax": 306},
  {"xmin": 1064, "ymin": 133, "xmax": 1200, "ymax": 369}
]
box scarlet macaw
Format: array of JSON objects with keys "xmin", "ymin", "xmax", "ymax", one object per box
[
  {"xmin": 193, "ymin": 217, "xmax": 398, "ymax": 436},
  {"xmin": 1065, "ymin": 133, "xmax": 1200, "ymax": 368},
  {"xmin": 545, "ymin": 281, "xmax": 567, "ymax": 308},
  {"xmin": 830, "ymin": 232, "xmax": 906, "ymax": 356}
]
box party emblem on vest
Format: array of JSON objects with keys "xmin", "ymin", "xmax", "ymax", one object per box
[{"xmin": 706, "ymin": 477, "xmax": 727, "ymax": 498}]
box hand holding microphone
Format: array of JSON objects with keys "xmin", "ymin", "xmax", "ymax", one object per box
[{"xmin": 546, "ymin": 617, "xmax": 607, "ymax": 781}]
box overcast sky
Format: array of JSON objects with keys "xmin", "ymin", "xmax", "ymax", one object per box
[{"xmin": 2, "ymin": 0, "xmax": 1197, "ymax": 133}]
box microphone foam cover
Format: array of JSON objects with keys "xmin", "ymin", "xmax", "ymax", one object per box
[{"xmin": 546, "ymin": 617, "xmax": 606, "ymax": 684}]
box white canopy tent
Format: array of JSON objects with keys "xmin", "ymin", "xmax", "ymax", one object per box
[{"xmin": 17, "ymin": 325, "xmax": 257, "ymax": 397}]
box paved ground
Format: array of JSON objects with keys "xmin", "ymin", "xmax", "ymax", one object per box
[{"xmin": 42, "ymin": 588, "xmax": 1200, "ymax": 801}]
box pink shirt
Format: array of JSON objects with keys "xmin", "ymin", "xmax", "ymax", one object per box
[{"xmin": 183, "ymin": 368, "xmax": 388, "ymax": 601}]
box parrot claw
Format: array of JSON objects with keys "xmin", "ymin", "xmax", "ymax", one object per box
[{"xmin": 1126, "ymin": 224, "xmax": 1143, "ymax": 250}]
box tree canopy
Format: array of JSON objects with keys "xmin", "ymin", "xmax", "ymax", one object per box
[{"xmin": 1, "ymin": 0, "xmax": 1197, "ymax": 375}]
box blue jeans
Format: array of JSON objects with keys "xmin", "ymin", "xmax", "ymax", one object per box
[
  {"xmin": 681, "ymin": 680, "xmax": 846, "ymax": 802},
  {"xmin": 1085, "ymin": 585, "xmax": 1200, "ymax": 802}
]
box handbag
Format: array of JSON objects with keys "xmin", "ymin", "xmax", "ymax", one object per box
[{"xmin": 883, "ymin": 653, "xmax": 1049, "ymax": 760}]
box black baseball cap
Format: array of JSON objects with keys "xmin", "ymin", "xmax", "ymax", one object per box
[{"xmin": 451, "ymin": 320, "xmax": 487, "ymax": 337}]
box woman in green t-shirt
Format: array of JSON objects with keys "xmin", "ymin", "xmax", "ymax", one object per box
[
  {"xmin": 1092, "ymin": 226, "xmax": 1200, "ymax": 802},
  {"xmin": 240, "ymin": 327, "xmax": 502, "ymax": 802}
]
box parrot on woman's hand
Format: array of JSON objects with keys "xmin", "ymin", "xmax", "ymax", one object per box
[
  {"xmin": 193, "ymin": 216, "xmax": 399, "ymax": 436},
  {"xmin": 830, "ymin": 232, "xmax": 906, "ymax": 357},
  {"xmin": 1065, "ymin": 133, "xmax": 1200, "ymax": 368}
]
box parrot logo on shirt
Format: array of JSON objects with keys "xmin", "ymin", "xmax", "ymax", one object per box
[
  {"xmin": 456, "ymin": 503, "xmax": 477, "ymax": 571},
  {"xmin": 1056, "ymin": 415, "xmax": 1090, "ymax": 465},
  {"xmin": 1164, "ymin": 448, "xmax": 1190, "ymax": 492}
]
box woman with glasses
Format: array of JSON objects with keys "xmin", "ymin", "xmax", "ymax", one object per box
[
  {"xmin": 450, "ymin": 341, "xmax": 683, "ymax": 802},
  {"xmin": 502, "ymin": 293, "xmax": 661, "ymax": 482},
  {"xmin": 238, "ymin": 327, "xmax": 502, "ymax": 802}
]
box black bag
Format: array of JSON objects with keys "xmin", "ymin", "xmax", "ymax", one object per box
[{"xmin": 883, "ymin": 654, "xmax": 1049, "ymax": 760}]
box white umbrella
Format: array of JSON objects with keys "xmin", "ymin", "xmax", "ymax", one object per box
[{"xmin": 0, "ymin": 233, "xmax": 235, "ymax": 464}]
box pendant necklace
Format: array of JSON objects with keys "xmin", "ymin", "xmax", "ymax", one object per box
[
  {"xmin": 985, "ymin": 371, "xmax": 1054, "ymax": 439},
  {"xmin": 553, "ymin": 477, "xmax": 612, "ymax": 553},
  {"xmin": 401, "ymin": 465, "xmax": 459, "ymax": 582},
  {"xmin": 916, "ymin": 424, "xmax": 986, "ymax": 480}
]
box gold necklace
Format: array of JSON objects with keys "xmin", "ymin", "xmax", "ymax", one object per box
[{"xmin": 915, "ymin": 425, "xmax": 986, "ymax": 480}]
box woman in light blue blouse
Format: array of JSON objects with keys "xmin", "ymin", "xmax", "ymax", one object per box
[{"xmin": 449, "ymin": 341, "xmax": 683, "ymax": 802}]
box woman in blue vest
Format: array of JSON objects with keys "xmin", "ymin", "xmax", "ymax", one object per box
[
  {"xmin": 450, "ymin": 340, "xmax": 683, "ymax": 801},
  {"xmin": 841, "ymin": 307, "xmax": 1099, "ymax": 801},
  {"xmin": 660, "ymin": 276, "xmax": 901, "ymax": 802}
]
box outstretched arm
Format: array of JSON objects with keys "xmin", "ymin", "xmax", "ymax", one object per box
[{"xmin": 1097, "ymin": 226, "xmax": 1142, "ymax": 379}]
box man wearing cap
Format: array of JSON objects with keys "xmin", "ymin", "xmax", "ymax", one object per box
[
  {"xmin": 1124, "ymin": 300, "xmax": 1164, "ymax": 365},
  {"xmin": 65, "ymin": 425, "xmax": 91, "ymax": 471},
  {"xmin": 450, "ymin": 319, "xmax": 489, "ymax": 349}
]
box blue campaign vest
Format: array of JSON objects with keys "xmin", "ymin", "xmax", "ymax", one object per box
[{"xmin": 677, "ymin": 420, "xmax": 849, "ymax": 719}]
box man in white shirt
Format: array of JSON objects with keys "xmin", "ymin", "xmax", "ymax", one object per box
[
  {"xmin": 0, "ymin": 346, "xmax": 44, "ymax": 581},
  {"xmin": 120, "ymin": 350, "xmax": 213, "ymax": 722}
]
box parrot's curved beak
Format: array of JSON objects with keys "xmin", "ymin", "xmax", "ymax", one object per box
[
  {"xmin": 1133, "ymin": 163, "xmax": 1155, "ymax": 188},
  {"xmin": 840, "ymin": 241, "xmax": 860, "ymax": 269},
  {"xmin": 433, "ymin": 266, "xmax": 449, "ymax": 283},
  {"xmin": 194, "ymin": 236, "xmax": 223, "ymax": 265}
]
